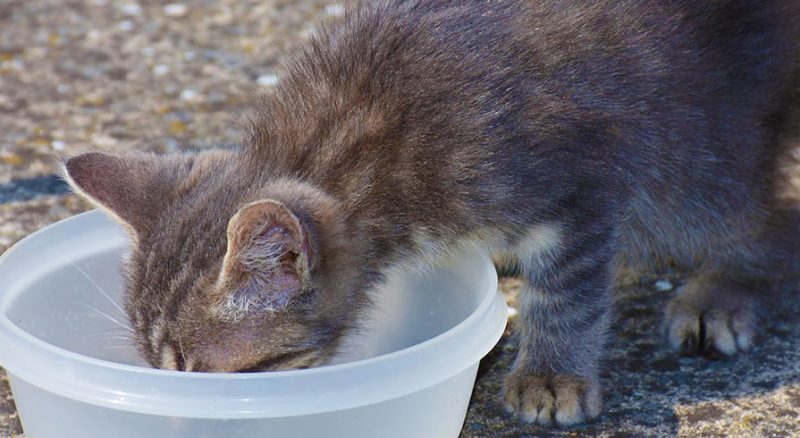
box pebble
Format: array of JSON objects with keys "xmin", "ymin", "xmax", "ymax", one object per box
[
  {"xmin": 51, "ymin": 140, "xmax": 66, "ymax": 151},
  {"xmin": 85, "ymin": 30, "xmax": 101, "ymax": 41},
  {"xmin": 120, "ymin": 3, "xmax": 142, "ymax": 16},
  {"xmin": 207, "ymin": 92, "xmax": 227, "ymax": 104},
  {"xmin": 179, "ymin": 88, "xmax": 199, "ymax": 101},
  {"xmin": 81, "ymin": 66, "xmax": 104, "ymax": 80},
  {"xmin": 240, "ymin": 39, "xmax": 256, "ymax": 54},
  {"xmin": 168, "ymin": 120, "xmax": 187, "ymax": 135},
  {"xmin": 118, "ymin": 20, "xmax": 134, "ymax": 31},
  {"xmin": 506, "ymin": 306, "xmax": 518, "ymax": 320},
  {"xmin": 90, "ymin": 133, "xmax": 117, "ymax": 148},
  {"xmin": 48, "ymin": 33, "xmax": 61, "ymax": 47},
  {"xmin": 654, "ymin": 279, "xmax": 674, "ymax": 292},
  {"xmin": 163, "ymin": 138, "xmax": 180, "ymax": 151},
  {"xmin": 213, "ymin": 6, "xmax": 234, "ymax": 26},
  {"xmin": 152, "ymin": 64, "xmax": 170, "ymax": 76},
  {"xmin": 163, "ymin": 3, "xmax": 188, "ymax": 18},
  {"xmin": 0, "ymin": 95, "xmax": 14, "ymax": 111},
  {"xmin": 76, "ymin": 93, "xmax": 106, "ymax": 107},
  {"xmin": 256, "ymin": 74, "xmax": 279, "ymax": 87},
  {"xmin": 0, "ymin": 59, "xmax": 24, "ymax": 71},
  {"xmin": 0, "ymin": 152, "xmax": 24, "ymax": 166}
]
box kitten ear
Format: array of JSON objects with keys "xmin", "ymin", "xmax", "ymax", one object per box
[
  {"xmin": 63, "ymin": 152, "xmax": 183, "ymax": 236},
  {"xmin": 218, "ymin": 200, "xmax": 315, "ymax": 312}
]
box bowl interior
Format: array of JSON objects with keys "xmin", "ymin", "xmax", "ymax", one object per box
[
  {"xmin": 0, "ymin": 211, "xmax": 505, "ymax": 419},
  {"xmin": 3, "ymin": 212, "xmax": 482, "ymax": 368},
  {"xmin": 5, "ymin": 244, "xmax": 144, "ymax": 366}
]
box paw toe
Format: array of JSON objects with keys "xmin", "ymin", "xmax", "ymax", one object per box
[
  {"xmin": 552, "ymin": 378, "xmax": 582, "ymax": 425},
  {"xmin": 503, "ymin": 372, "xmax": 600, "ymax": 426},
  {"xmin": 665, "ymin": 289, "xmax": 757, "ymax": 358},
  {"xmin": 735, "ymin": 331, "xmax": 753, "ymax": 351},
  {"xmin": 666, "ymin": 304, "xmax": 700, "ymax": 353},
  {"xmin": 732, "ymin": 312, "xmax": 755, "ymax": 351},
  {"xmin": 702, "ymin": 310, "xmax": 736, "ymax": 357},
  {"xmin": 521, "ymin": 378, "xmax": 554, "ymax": 424}
]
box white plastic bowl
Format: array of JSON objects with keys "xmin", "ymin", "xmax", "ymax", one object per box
[{"xmin": 0, "ymin": 210, "xmax": 506, "ymax": 437}]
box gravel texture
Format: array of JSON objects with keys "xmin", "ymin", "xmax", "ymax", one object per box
[
  {"xmin": 1, "ymin": 1, "xmax": 799, "ymax": 437},
  {"xmin": 462, "ymin": 278, "xmax": 800, "ymax": 438}
]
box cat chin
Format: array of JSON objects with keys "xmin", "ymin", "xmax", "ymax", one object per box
[
  {"xmin": 328, "ymin": 327, "xmax": 372, "ymax": 365},
  {"xmin": 327, "ymin": 271, "xmax": 403, "ymax": 365}
]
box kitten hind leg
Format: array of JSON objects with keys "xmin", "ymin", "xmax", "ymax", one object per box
[{"xmin": 664, "ymin": 274, "xmax": 761, "ymax": 357}]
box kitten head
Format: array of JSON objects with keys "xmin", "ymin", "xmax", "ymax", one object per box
[{"xmin": 64, "ymin": 150, "xmax": 359, "ymax": 372}]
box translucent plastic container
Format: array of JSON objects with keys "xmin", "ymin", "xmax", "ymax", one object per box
[{"xmin": 0, "ymin": 211, "xmax": 506, "ymax": 438}]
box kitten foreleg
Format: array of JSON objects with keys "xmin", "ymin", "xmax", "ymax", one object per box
[{"xmin": 503, "ymin": 223, "xmax": 614, "ymax": 426}]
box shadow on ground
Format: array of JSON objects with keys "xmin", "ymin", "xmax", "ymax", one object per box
[{"xmin": 462, "ymin": 273, "xmax": 800, "ymax": 437}]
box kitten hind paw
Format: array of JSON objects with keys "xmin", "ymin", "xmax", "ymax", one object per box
[
  {"xmin": 665, "ymin": 282, "xmax": 757, "ymax": 358},
  {"xmin": 503, "ymin": 371, "xmax": 601, "ymax": 426}
]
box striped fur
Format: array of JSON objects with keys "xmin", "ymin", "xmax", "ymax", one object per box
[{"xmin": 65, "ymin": 0, "xmax": 800, "ymax": 426}]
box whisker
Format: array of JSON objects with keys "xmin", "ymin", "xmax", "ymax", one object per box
[
  {"xmin": 90, "ymin": 333, "xmax": 134, "ymax": 341},
  {"xmin": 104, "ymin": 344, "xmax": 133, "ymax": 350},
  {"xmin": 83, "ymin": 326, "xmax": 132, "ymax": 335},
  {"xmin": 96, "ymin": 328, "xmax": 133, "ymax": 335},
  {"xmin": 72, "ymin": 301, "xmax": 134, "ymax": 333},
  {"xmin": 100, "ymin": 340, "xmax": 134, "ymax": 347},
  {"xmin": 52, "ymin": 247, "xmax": 127, "ymax": 317}
]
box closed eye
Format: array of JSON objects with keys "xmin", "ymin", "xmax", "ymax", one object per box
[{"xmin": 238, "ymin": 349, "xmax": 316, "ymax": 372}]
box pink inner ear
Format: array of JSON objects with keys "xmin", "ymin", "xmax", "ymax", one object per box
[
  {"xmin": 237, "ymin": 226, "xmax": 304, "ymax": 310},
  {"xmin": 260, "ymin": 225, "xmax": 293, "ymax": 242},
  {"xmin": 269, "ymin": 249, "xmax": 303, "ymax": 299}
]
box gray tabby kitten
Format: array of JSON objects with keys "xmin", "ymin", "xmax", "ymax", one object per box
[{"xmin": 64, "ymin": 0, "xmax": 799, "ymax": 426}]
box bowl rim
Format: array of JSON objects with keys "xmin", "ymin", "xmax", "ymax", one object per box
[{"xmin": 0, "ymin": 210, "xmax": 507, "ymax": 418}]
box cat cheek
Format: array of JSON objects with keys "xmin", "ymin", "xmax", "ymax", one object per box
[
  {"xmin": 238, "ymin": 275, "xmax": 300, "ymax": 310},
  {"xmin": 190, "ymin": 329, "xmax": 264, "ymax": 373},
  {"xmin": 211, "ymin": 273, "xmax": 304, "ymax": 322}
]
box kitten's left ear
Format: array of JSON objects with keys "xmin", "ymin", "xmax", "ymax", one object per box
[
  {"xmin": 217, "ymin": 200, "xmax": 316, "ymax": 313},
  {"xmin": 64, "ymin": 152, "xmax": 189, "ymax": 236}
]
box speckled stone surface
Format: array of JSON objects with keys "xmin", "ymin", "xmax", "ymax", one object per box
[
  {"xmin": 1, "ymin": 1, "xmax": 799, "ymax": 437},
  {"xmin": 462, "ymin": 278, "xmax": 800, "ymax": 438}
]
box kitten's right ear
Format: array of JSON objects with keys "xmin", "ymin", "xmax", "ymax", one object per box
[{"xmin": 63, "ymin": 152, "xmax": 174, "ymax": 236}]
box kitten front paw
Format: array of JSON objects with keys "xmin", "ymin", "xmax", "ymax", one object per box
[{"xmin": 503, "ymin": 371, "xmax": 601, "ymax": 426}]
